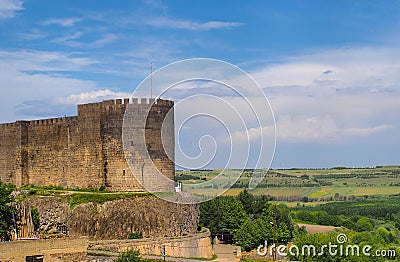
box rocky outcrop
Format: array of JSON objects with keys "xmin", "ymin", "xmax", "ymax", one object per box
[
  {"xmin": 23, "ymin": 194, "xmax": 199, "ymax": 240},
  {"xmin": 23, "ymin": 196, "xmax": 69, "ymax": 233}
]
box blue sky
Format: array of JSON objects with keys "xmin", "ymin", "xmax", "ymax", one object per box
[{"xmin": 0, "ymin": 0, "xmax": 400, "ymax": 168}]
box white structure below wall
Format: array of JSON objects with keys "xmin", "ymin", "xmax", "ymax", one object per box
[{"xmin": 175, "ymin": 182, "xmax": 182, "ymax": 192}]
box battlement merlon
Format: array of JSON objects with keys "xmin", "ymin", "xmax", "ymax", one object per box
[
  {"xmin": 77, "ymin": 98, "xmax": 174, "ymax": 117},
  {"xmin": 0, "ymin": 98, "xmax": 174, "ymax": 126}
]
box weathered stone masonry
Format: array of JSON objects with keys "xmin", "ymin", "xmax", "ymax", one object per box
[{"xmin": 0, "ymin": 98, "xmax": 174, "ymax": 191}]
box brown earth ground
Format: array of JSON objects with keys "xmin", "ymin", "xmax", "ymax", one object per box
[{"xmin": 297, "ymin": 223, "xmax": 341, "ymax": 233}]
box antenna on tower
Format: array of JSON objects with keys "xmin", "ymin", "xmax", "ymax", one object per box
[{"xmin": 150, "ymin": 62, "xmax": 153, "ymax": 99}]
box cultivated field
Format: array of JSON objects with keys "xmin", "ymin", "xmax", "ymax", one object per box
[
  {"xmin": 297, "ymin": 223, "xmax": 341, "ymax": 233},
  {"xmin": 176, "ymin": 166, "xmax": 400, "ymax": 201}
]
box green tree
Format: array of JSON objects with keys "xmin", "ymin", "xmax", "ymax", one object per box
[
  {"xmin": 393, "ymin": 212, "xmax": 400, "ymax": 230},
  {"xmin": 31, "ymin": 207, "xmax": 40, "ymax": 231},
  {"xmin": 376, "ymin": 227, "xmax": 394, "ymax": 244},
  {"xmin": 237, "ymin": 189, "xmax": 269, "ymax": 218},
  {"xmin": 0, "ymin": 182, "xmax": 15, "ymax": 240},
  {"xmin": 288, "ymin": 231, "xmax": 395, "ymax": 261},
  {"xmin": 200, "ymin": 196, "xmax": 248, "ymax": 237},
  {"xmin": 262, "ymin": 204, "xmax": 294, "ymax": 243},
  {"xmin": 237, "ymin": 189, "xmax": 255, "ymax": 215},
  {"xmin": 199, "ymin": 197, "xmax": 222, "ymax": 237},
  {"xmin": 351, "ymin": 231, "xmax": 374, "ymax": 244},
  {"xmin": 219, "ymin": 197, "xmax": 248, "ymax": 236},
  {"xmin": 234, "ymin": 217, "xmax": 272, "ymax": 249},
  {"xmin": 235, "ymin": 202, "xmax": 296, "ymax": 249},
  {"xmin": 114, "ymin": 249, "xmax": 143, "ymax": 262},
  {"xmin": 355, "ymin": 217, "xmax": 373, "ymax": 232}
]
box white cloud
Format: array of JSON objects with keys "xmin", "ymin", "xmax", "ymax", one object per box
[
  {"xmin": 148, "ymin": 17, "xmax": 244, "ymax": 31},
  {"xmin": 276, "ymin": 115, "xmax": 393, "ymax": 142},
  {"xmin": 0, "ymin": 0, "xmax": 23, "ymax": 19},
  {"xmin": 11, "ymin": 89, "xmax": 131, "ymax": 120},
  {"xmin": 253, "ymin": 46, "xmax": 400, "ymax": 91},
  {"xmin": 142, "ymin": 0, "xmax": 166, "ymax": 10},
  {"xmin": 149, "ymin": 46, "xmax": 400, "ymax": 146},
  {"xmin": 41, "ymin": 17, "xmax": 82, "ymax": 27},
  {"xmin": 228, "ymin": 114, "xmax": 393, "ymax": 144},
  {"xmin": 0, "ymin": 50, "xmax": 99, "ymax": 122},
  {"xmin": 130, "ymin": 50, "xmax": 399, "ymax": 146},
  {"xmin": 230, "ymin": 115, "xmax": 393, "ymax": 143},
  {"xmin": 51, "ymin": 31, "xmax": 83, "ymax": 43},
  {"xmin": 0, "ymin": 49, "xmax": 97, "ymax": 71},
  {"xmin": 81, "ymin": 8, "xmax": 243, "ymax": 31},
  {"xmin": 91, "ymin": 33, "xmax": 116, "ymax": 46},
  {"xmin": 12, "ymin": 89, "xmax": 133, "ymax": 120},
  {"xmin": 59, "ymin": 33, "xmax": 117, "ymax": 47},
  {"xmin": 247, "ymin": 46, "xmax": 400, "ymax": 142},
  {"xmin": 57, "ymin": 89, "xmax": 130, "ymax": 105},
  {"xmin": 254, "ymin": 62, "xmax": 338, "ymax": 87},
  {"xmin": 230, "ymin": 125, "xmax": 274, "ymax": 142},
  {"xmin": 18, "ymin": 28, "xmax": 47, "ymax": 40}
]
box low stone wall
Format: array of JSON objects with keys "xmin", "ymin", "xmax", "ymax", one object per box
[
  {"xmin": 89, "ymin": 229, "xmax": 213, "ymax": 259},
  {"xmin": 0, "ymin": 237, "xmax": 88, "ymax": 262}
]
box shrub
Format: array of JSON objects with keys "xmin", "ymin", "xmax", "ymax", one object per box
[
  {"xmin": 31, "ymin": 207, "xmax": 40, "ymax": 231},
  {"xmin": 0, "ymin": 182, "xmax": 15, "ymax": 240},
  {"xmin": 128, "ymin": 231, "xmax": 143, "ymax": 239},
  {"xmin": 115, "ymin": 249, "xmax": 142, "ymax": 262}
]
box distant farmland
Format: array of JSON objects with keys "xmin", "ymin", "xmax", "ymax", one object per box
[{"xmin": 176, "ymin": 166, "xmax": 400, "ymax": 202}]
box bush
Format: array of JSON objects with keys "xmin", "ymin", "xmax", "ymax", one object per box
[
  {"xmin": 356, "ymin": 217, "xmax": 373, "ymax": 232},
  {"xmin": 28, "ymin": 189, "xmax": 37, "ymax": 195},
  {"xmin": 114, "ymin": 249, "xmax": 160, "ymax": 262},
  {"xmin": 115, "ymin": 249, "xmax": 142, "ymax": 262},
  {"xmin": 0, "ymin": 182, "xmax": 15, "ymax": 240},
  {"xmin": 31, "ymin": 207, "xmax": 40, "ymax": 231},
  {"xmin": 128, "ymin": 231, "xmax": 143, "ymax": 239}
]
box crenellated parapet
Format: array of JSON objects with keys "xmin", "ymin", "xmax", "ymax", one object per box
[{"xmin": 78, "ymin": 98, "xmax": 173, "ymax": 116}]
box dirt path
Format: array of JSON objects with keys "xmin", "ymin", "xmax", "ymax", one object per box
[{"xmin": 213, "ymin": 244, "xmax": 240, "ymax": 262}]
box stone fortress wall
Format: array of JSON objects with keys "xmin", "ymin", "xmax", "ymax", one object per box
[
  {"xmin": 0, "ymin": 98, "xmax": 213, "ymax": 261},
  {"xmin": 0, "ymin": 98, "xmax": 175, "ymax": 191}
]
